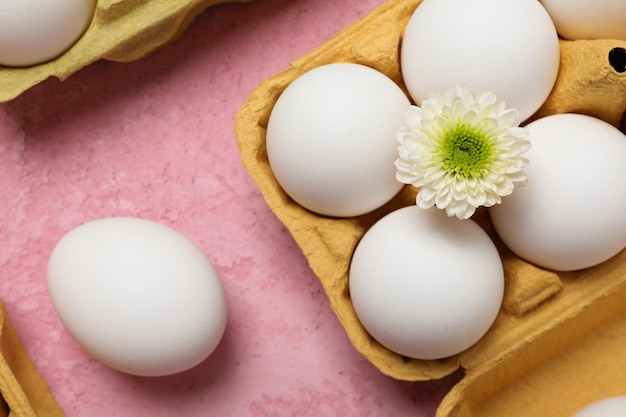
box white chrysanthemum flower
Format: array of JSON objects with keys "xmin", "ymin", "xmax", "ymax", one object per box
[{"xmin": 395, "ymin": 85, "xmax": 531, "ymax": 220}]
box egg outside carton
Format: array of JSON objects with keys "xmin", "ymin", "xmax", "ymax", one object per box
[
  {"xmin": 235, "ymin": 0, "xmax": 626, "ymax": 415},
  {"xmin": 0, "ymin": 0, "xmax": 252, "ymax": 102}
]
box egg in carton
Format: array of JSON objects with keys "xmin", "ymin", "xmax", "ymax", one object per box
[
  {"xmin": 235, "ymin": 0, "xmax": 626, "ymax": 415},
  {"xmin": 0, "ymin": 0, "xmax": 251, "ymax": 102}
]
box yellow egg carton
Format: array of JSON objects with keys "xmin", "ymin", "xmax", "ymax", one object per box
[
  {"xmin": 235, "ymin": 0, "xmax": 626, "ymax": 415},
  {"xmin": 0, "ymin": 0, "xmax": 250, "ymax": 102},
  {"xmin": 0, "ymin": 301, "xmax": 66, "ymax": 417}
]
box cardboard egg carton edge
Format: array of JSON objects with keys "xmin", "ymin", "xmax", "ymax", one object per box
[
  {"xmin": 0, "ymin": 301, "xmax": 66, "ymax": 417},
  {"xmin": 235, "ymin": 0, "xmax": 626, "ymax": 387},
  {"xmin": 0, "ymin": 0, "xmax": 251, "ymax": 102}
]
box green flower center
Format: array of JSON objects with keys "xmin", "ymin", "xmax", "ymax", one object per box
[{"xmin": 438, "ymin": 123, "xmax": 494, "ymax": 178}]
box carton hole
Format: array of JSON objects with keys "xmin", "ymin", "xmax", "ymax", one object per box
[{"xmin": 608, "ymin": 47, "xmax": 626, "ymax": 73}]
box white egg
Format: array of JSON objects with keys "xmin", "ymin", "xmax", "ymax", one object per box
[
  {"xmin": 0, "ymin": 0, "xmax": 96, "ymax": 67},
  {"xmin": 400, "ymin": 0, "xmax": 560, "ymax": 122},
  {"xmin": 572, "ymin": 396, "xmax": 626, "ymax": 417},
  {"xmin": 47, "ymin": 217, "xmax": 228, "ymax": 377},
  {"xmin": 349, "ymin": 205, "xmax": 504, "ymax": 360},
  {"xmin": 540, "ymin": 0, "xmax": 626, "ymax": 41},
  {"xmin": 490, "ymin": 114, "xmax": 626, "ymax": 271},
  {"xmin": 266, "ymin": 63, "xmax": 409, "ymax": 217}
]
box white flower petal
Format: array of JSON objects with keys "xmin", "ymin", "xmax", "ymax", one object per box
[
  {"xmin": 416, "ymin": 188, "xmax": 436, "ymax": 208},
  {"xmin": 394, "ymin": 86, "xmax": 531, "ymax": 219}
]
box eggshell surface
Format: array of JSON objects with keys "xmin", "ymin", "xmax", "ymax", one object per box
[
  {"xmin": 349, "ymin": 205, "xmax": 504, "ymax": 360},
  {"xmin": 490, "ymin": 113, "xmax": 626, "ymax": 271},
  {"xmin": 540, "ymin": 0, "xmax": 626, "ymax": 41},
  {"xmin": 0, "ymin": 0, "xmax": 96, "ymax": 67},
  {"xmin": 47, "ymin": 217, "xmax": 228, "ymax": 377},
  {"xmin": 572, "ymin": 396, "xmax": 626, "ymax": 417},
  {"xmin": 266, "ymin": 63, "xmax": 409, "ymax": 217},
  {"xmin": 400, "ymin": 0, "xmax": 560, "ymax": 122}
]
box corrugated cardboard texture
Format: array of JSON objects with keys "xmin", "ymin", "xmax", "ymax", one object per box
[
  {"xmin": 235, "ymin": 0, "xmax": 626, "ymax": 395},
  {"xmin": 0, "ymin": 0, "xmax": 250, "ymax": 102}
]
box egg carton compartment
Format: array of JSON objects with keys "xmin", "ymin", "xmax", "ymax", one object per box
[
  {"xmin": 439, "ymin": 265, "xmax": 626, "ymax": 417},
  {"xmin": 0, "ymin": 0, "xmax": 250, "ymax": 102},
  {"xmin": 235, "ymin": 0, "xmax": 626, "ymax": 414}
]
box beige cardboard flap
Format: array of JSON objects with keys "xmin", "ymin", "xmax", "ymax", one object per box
[{"xmin": 0, "ymin": 302, "xmax": 65, "ymax": 417}]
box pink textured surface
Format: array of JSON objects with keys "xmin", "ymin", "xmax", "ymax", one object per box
[{"xmin": 0, "ymin": 0, "xmax": 462, "ymax": 416}]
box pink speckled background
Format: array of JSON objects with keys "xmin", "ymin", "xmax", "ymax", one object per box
[{"xmin": 0, "ymin": 0, "xmax": 462, "ymax": 416}]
